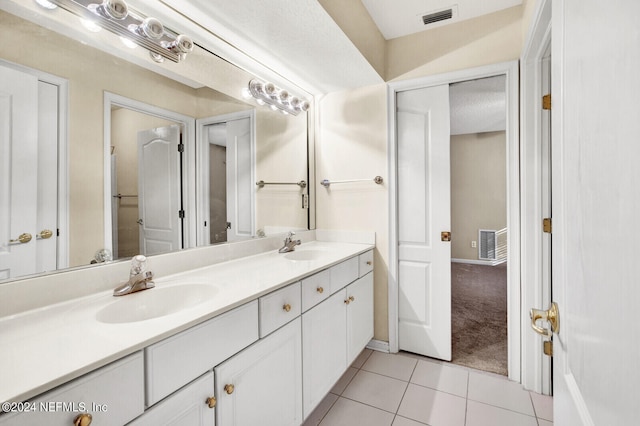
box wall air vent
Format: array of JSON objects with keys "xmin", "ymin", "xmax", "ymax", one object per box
[{"xmin": 422, "ymin": 6, "xmax": 456, "ymax": 26}]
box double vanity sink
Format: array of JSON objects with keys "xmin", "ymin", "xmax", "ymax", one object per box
[
  {"xmin": 0, "ymin": 235, "xmax": 375, "ymax": 425},
  {"xmin": 97, "ymin": 248, "xmax": 330, "ymax": 324}
]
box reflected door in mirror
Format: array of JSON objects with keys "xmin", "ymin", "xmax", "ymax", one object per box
[{"xmin": 0, "ymin": 64, "xmax": 58, "ymax": 280}]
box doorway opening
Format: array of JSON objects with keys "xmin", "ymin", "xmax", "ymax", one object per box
[
  {"xmin": 110, "ymin": 106, "xmax": 185, "ymax": 259},
  {"xmin": 388, "ymin": 61, "xmax": 520, "ymax": 382},
  {"xmin": 449, "ymin": 76, "xmax": 508, "ymax": 375}
]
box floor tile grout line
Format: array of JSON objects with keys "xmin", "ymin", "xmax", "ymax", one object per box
[{"xmin": 468, "ymin": 399, "xmax": 539, "ymax": 419}]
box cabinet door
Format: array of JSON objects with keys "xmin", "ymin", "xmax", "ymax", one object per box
[
  {"xmin": 215, "ymin": 318, "xmax": 302, "ymax": 426},
  {"xmin": 129, "ymin": 372, "xmax": 215, "ymax": 426},
  {"xmin": 346, "ymin": 273, "xmax": 374, "ymax": 365},
  {"xmin": 302, "ymin": 289, "xmax": 348, "ymax": 418}
]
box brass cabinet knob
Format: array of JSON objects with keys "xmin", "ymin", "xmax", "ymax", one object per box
[
  {"xmin": 206, "ymin": 396, "xmax": 217, "ymax": 408},
  {"xmin": 344, "ymin": 299, "xmax": 350, "ymax": 305},
  {"xmin": 73, "ymin": 413, "xmax": 92, "ymax": 426},
  {"xmin": 366, "ymin": 261, "xmax": 372, "ymax": 265},
  {"xmin": 349, "ymin": 295, "xmax": 355, "ymax": 302},
  {"xmin": 316, "ymin": 287, "xmax": 324, "ymax": 294},
  {"xmin": 224, "ymin": 384, "xmax": 235, "ymax": 394},
  {"xmin": 283, "ymin": 303, "xmax": 292, "ymax": 312}
]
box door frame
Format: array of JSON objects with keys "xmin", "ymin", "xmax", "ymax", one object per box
[
  {"xmin": 103, "ymin": 92, "xmax": 196, "ymax": 255},
  {"xmin": 520, "ymin": 0, "xmax": 552, "ymax": 394},
  {"xmin": 195, "ymin": 110, "xmax": 256, "ymax": 246},
  {"xmin": 387, "ymin": 61, "xmax": 521, "ymax": 381},
  {"xmin": 0, "ymin": 58, "xmax": 69, "ymax": 271}
]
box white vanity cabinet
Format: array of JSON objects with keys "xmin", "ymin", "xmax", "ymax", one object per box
[
  {"xmin": 0, "ymin": 246, "xmax": 374, "ymax": 426},
  {"xmin": 215, "ymin": 318, "xmax": 303, "ymax": 426},
  {"xmin": 302, "ymin": 251, "xmax": 374, "ymax": 418},
  {"xmin": 0, "ymin": 352, "xmax": 144, "ymax": 426}
]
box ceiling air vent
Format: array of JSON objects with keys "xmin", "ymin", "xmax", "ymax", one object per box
[{"xmin": 422, "ymin": 7, "xmax": 455, "ymax": 26}]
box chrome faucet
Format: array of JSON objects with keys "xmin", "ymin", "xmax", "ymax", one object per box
[
  {"xmin": 113, "ymin": 255, "xmax": 155, "ymax": 296},
  {"xmin": 278, "ymin": 231, "xmax": 301, "ymax": 253}
]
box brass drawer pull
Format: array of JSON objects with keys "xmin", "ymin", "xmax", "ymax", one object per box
[
  {"xmin": 344, "ymin": 299, "xmax": 350, "ymax": 305},
  {"xmin": 224, "ymin": 384, "xmax": 235, "ymax": 394},
  {"xmin": 283, "ymin": 303, "xmax": 292, "ymax": 312},
  {"xmin": 366, "ymin": 261, "xmax": 372, "ymax": 265},
  {"xmin": 316, "ymin": 286, "xmax": 324, "ymax": 294},
  {"xmin": 349, "ymin": 295, "xmax": 355, "ymax": 302}
]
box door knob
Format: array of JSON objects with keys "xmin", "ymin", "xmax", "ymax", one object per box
[
  {"xmin": 37, "ymin": 229, "xmax": 54, "ymax": 239},
  {"xmin": 9, "ymin": 233, "xmax": 32, "ymax": 245},
  {"xmin": 530, "ymin": 302, "xmax": 560, "ymax": 337}
]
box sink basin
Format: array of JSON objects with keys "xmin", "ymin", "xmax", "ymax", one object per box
[
  {"xmin": 96, "ymin": 284, "xmax": 218, "ymax": 323},
  {"xmin": 284, "ymin": 250, "xmax": 328, "ymax": 261}
]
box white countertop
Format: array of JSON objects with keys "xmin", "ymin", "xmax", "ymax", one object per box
[{"xmin": 0, "ymin": 240, "xmax": 373, "ymax": 403}]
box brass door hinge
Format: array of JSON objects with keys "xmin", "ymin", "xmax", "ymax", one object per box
[
  {"xmin": 542, "ymin": 94, "xmax": 551, "ymax": 110},
  {"xmin": 543, "ymin": 218, "xmax": 552, "ymax": 233},
  {"xmin": 543, "ymin": 340, "xmax": 553, "ymax": 357}
]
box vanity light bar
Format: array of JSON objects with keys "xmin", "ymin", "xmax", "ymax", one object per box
[
  {"xmin": 246, "ymin": 79, "xmax": 310, "ymax": 116},
  {"xmin": 46, "ymin": 0, "xmax": 193, "ymax": 63}
]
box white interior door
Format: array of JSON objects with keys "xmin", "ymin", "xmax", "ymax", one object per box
[
  {"xmin": 396, "ymin": 84, "xmax": 452, "ymax": 360},
  {"xmin": 0, "ymin": 65, "xmax": 38, "ymax": 280},
  {"xmin": 36, "ymin": 81, "xmax": 59, "ymax": 273},
  {"xmin": 137, "ymin": 125, "xmax": 181, "ymax": 255},
  {"xmin": 225, "ymin": 117, "xmax": 252, "ymax": 241},
  {"xmin": 548, "ymin": 1, "xmax": 640, "ymax": 424}
]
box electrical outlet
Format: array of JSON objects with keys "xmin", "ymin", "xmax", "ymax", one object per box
[{"xmin": 471, "ymin": 240, "xmax": 477, "ymax": 248}]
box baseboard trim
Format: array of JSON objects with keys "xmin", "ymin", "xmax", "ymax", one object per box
[
  {"xmin": 452, "ymin": 258, "xmax": 494, "ymax": 266},
  {"xmin": 366, "ymin": 339, "xmax": 390, "ymax": 353}
]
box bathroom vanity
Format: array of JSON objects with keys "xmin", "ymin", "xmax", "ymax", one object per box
[{"xmin": 0, "ymin": 234, "xmax": 374, "ymax": 425}]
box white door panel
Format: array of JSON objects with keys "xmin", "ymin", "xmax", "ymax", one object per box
[
  {"xmin": 549, "ymin": 0, "xmax": 640, "ymax": 423},
  {"xmin": 36, "ymin": 81, "xmax": 58, "ymax": 273},
  {"xmin": 137, "ymin": 125, "xmax": 181, "ymax": 255},
  {"xmin": 0, "ymin": 65, "xmax": 38, "ymax": 279},
  {"xmin": 397, "ymin": 84, "xmax": 451, "ymax": 361},
  {"xmin": 226, "ymin": 117, "xmax": 252, "ymax": 240}
]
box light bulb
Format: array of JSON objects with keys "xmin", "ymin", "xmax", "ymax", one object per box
[
  {"xmin": 242, "ymin": 88, "xmax": 252, "ymax": 99},
  {"xmin": 35, "ymin": 0, "xmax": 57, "ymax": 10}
]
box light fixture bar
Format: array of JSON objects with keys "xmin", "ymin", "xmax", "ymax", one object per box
[
  {"xmin": 48, "ymin": 0, "xmax": 193, "ymax": 63},
  {"xmin": 246, "ymin": 79, "xmax": 310, "ymax": 116}
]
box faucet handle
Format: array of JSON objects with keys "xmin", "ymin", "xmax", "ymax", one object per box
[
  {"xmin": 130, "ymin": 255, "xmax": 147, "ymax": 276},
  {"xmin": 287, "ymin": 231, "xmax": 296, "ymax": 238}
]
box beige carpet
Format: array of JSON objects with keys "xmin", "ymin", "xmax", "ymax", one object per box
[{"xmin": 451, "ymin": 262, "xmax": 508, "ymax": 376}]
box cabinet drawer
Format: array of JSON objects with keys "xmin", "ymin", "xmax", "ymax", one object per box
[
  {"xmin": 259, "ymin": 282, "xmax": 301, "ymax": 337},
  {"xmin": 301, "ymin": 269, "xmax": 331, "ymax": 312},
  {"xmin": 329, "ymin": 257, "xmax": 359, "ymax": 294},
  {"xmin": 0, "ymin": 352, "xmax": 144, "ymax": 426},
  {"xmin": 145, "ymin": 301, "xmax": 258, "ymax": 407},
  {"xmin": 129, "ymin": 372, "xmax": 215, "ymax": 426},
  {"xmin": 358, "ymin": 250, "xmax": 374, "ymax": 277}
]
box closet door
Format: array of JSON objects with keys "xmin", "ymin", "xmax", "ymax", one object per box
[{"xmin": 396, "ymin": 84, "xmax": 452, "ymax": 360}]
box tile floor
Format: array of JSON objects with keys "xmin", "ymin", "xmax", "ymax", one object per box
[{"xmin": 303, "ymin": 350, "xmax": 553, "ymax": 426}]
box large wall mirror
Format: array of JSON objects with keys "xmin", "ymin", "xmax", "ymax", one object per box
[{"xmin": 0, "ymin": 1, "xmax": 311, "ymax": 283}]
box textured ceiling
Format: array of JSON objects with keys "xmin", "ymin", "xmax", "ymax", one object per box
[
  {"xmin": 159, "ymin": 0, "xmax": 383, "ymax": 95},
  {"xmin": 449, "ymin": 75, "xmax": 506, "ymax": 135},
  {"xmin": 361, "ymin": 0, "xmax": 523, "ymax": 39}
]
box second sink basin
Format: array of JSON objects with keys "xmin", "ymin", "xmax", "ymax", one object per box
[
  {"xmin": 96, "ymin": 283, "xmax": 218, "ymax": 323},
  {"xmin": 284, "ymin": 249, "xmax": 328, "ymax": 261}
]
